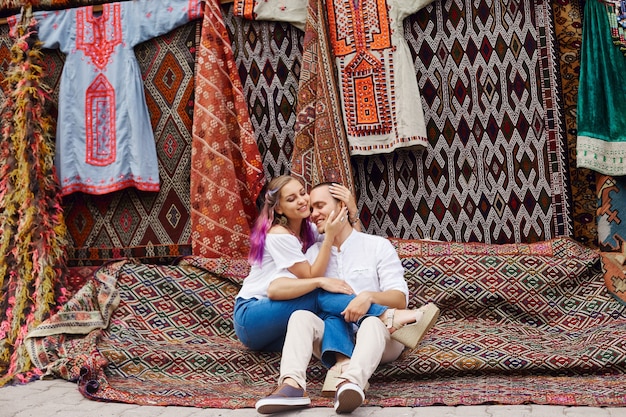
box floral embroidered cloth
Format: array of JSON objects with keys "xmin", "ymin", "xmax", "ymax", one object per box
[
  {"xmin": 234, "ymin": 0, "xmax": 435, "ymax": 155},
  {"xmin": 34, "ymin": 0, "xmax": 202, "ymax": 195}
]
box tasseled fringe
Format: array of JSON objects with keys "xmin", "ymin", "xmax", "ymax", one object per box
[{"xmin": 0, "ymin": 5, "xmax": 68, "ymax": 387}]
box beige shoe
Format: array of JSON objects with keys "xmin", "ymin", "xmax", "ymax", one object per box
[{"xmin": 388, "ymin": 303, "xmax": 440, "ymax": 349}]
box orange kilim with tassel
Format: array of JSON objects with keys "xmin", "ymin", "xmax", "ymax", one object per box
[{"xmin": 0, "ymin": 4, "xmax": 69, "ymax": 386}]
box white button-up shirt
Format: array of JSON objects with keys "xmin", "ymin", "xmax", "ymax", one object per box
[{"xmin": 306, "ymin": 230, "xmax": 409, "ymax": 304}]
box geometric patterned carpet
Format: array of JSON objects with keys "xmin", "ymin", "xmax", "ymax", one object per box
[
  {"xmin": 224, "ymin": 0, "xmax": 596, "ymax": 246},
  {"xmin": 354, "ymin": 0, "xmax": 572, "ymax": 243},
  {"xmin": 222, "ymin": 6, "xmax": 302, "ymax": 180},
  {"xmin": 24, "ymin": 238, "xmax": 626, "ymax": 408}
]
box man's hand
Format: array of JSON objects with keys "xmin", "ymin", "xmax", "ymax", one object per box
[{"xmin": 341, "ymin": 292, "xmax": 373, "ymax": 322}]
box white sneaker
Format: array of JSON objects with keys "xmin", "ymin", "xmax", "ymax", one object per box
[
  {"xmin": 334, "ymin": 382, "xmax": 364, "ymax": 414},
  {"xmin": 255, "ymin": 383, "xmax": 310, "ymax": 414}
]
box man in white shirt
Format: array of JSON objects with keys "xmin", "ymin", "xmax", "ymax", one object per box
[{"xmin": 255, "ymin": 183, "xmax": 439, "ymax": 414}]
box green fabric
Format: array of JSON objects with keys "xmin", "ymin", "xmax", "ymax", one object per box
[{"xmin": 577, "ymin": 0, "xmax": 626, "ymax": 175}]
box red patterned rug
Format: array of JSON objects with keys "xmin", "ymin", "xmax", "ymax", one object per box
[
  {"xmin": 189, "ymin": 0, "xmax": 265, "ymax": 259},
  {"xmin": 23, "ymin": 239, "xmax": 626, "ymax": 408}
]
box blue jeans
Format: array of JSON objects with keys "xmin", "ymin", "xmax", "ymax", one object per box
[{"xmin": 233, "ymin": 289, "xmax": 387, "ymax": 366}]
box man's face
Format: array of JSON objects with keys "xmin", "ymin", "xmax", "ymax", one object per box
[{"xmin": 310, "ymin": 185, "xmax": 341, "ymax": 234}]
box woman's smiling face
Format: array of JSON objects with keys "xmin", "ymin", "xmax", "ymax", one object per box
[{"xmin": 275, "ymin": 179, "xmax": 311, "ymax": 221}]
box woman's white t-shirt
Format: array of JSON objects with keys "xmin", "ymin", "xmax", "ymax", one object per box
[{"xmin": 237, "ymin": 234, "xmax": 307, "ymax": 300}]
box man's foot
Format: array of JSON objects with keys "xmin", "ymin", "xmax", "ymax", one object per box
[
  {"xmin": 322, "ymin": 367, "xmax": 341, "ymax": 397},
  {"xmin": 334, "ymin": 381, "xmax": 364, "ymax": 414},
  {"xmin": 255, "ymin": 383, "xmax": 310, "ymax": 414},
  {"xmin": 322, "ymin": 360, "xmax": 350, "ymax": 397}
]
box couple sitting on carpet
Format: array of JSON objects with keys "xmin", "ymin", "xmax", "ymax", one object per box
[{"xmin": 233, "ymin": 175, "xmax": 440, "ymax": 414}]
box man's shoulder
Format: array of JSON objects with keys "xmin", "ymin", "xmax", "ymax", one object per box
[{"xmin": 352, "ymin": 231, "xmax": 394, "ymax": 248}]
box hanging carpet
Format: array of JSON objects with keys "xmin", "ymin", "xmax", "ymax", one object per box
[
  {"xmin": 551, "ymin": 0, "xmax": 597, "ymax": 247},
  {"xmin": 596, "ymin": 174, "xmax": 626, "ymax": 305},
  {"xmin": 352, "ymin": 0, "xmax": 571, "ymax": 243},
  {"xmin": 1, "ymin": 0, "xmax": 594, "ymax": 264},
  {"xmin": 1, "ymin": 3, "xmax": 264, "ymax": 264},
  {"xmin": 222, "ymin": 5, "xmax": 302, "ymax": 179},
  {"xmin": 224, "ymin": 0, "xmax": 580, "ymax": 245},
  {"xmin": 189, "ymin": 0, "xmax": 265, "ymax": 259},
  {"xmin": 24, "ymin": 238, "xmax": 626, "ymax": 407}
]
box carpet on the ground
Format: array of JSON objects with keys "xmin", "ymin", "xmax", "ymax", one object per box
[{"xmin": 22, "ymin": 238, "xmax": 626, "ymax": 408}]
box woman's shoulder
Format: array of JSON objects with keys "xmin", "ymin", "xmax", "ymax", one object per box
[
  {"xmin": 265, "ymin": 226, "xmax": 299, "ymax": 246},
  {"xmin": 264, "ymin": 226, "xmax": 307, "ymax": 257},
  {"xmin": 268, "ymin": 224, "xmax": 291, "ymax": 235}
]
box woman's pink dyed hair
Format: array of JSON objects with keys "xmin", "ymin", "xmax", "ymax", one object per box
[{"xmin": 248, "ymin": 175, "xmax": 315, "ymax": 265}]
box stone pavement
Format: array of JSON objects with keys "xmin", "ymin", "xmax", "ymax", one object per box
[{"xmin": 2, "ymin": 379, "xmax": 626, "ymax": 417}]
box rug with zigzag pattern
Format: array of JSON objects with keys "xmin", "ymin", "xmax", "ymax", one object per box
[{"xmin": 22, "ymin": 238, "xmax": 626, "ymax": 408}]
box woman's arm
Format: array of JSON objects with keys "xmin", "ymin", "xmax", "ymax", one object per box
[
  {"xmin": 340, "ymin": 289, "xmax": 407, "ymax": 322},
  {"xmin": 267, "ymin": 277, "xmax": 354, "ymax": 300},
  {"xmin": 287, "ymin": 206, "xmax": 347, "ymax": 278}
]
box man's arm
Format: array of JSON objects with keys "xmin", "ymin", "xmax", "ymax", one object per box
[{"xmin": 363, "ymin": 289, "xmax": 407, "ymax": 309}]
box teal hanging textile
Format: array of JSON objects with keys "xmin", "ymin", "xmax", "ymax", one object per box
[{"xmin": 577, "ymin": 0, "xmax": 626, "ymax": 175}]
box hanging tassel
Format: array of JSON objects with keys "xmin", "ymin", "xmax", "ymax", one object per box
[{"xmin": 0, "ymin": 4, "xmax": 69, "ymax": 386}]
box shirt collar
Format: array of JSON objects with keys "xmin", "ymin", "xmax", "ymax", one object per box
[{"xmin": 337, "ymin": 228, "xmax": 357, "ymax": 252}]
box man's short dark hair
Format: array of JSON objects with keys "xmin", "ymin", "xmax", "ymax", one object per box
[
  {"xmin": 310, "ymin": 181, "xmax": 337, "ymax": 191},
  {"xmin": 310, "ymin": 182, "xmax": 341, "ymax": 203}
]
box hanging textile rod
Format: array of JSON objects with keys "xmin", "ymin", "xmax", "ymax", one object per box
[
  {"xmin": 0, "ymin": 4, "xmax": 102, "ymax": 25},
  {"xmin": 1, "ymin": 0, "xmax": 236, "ymax": 25}
]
